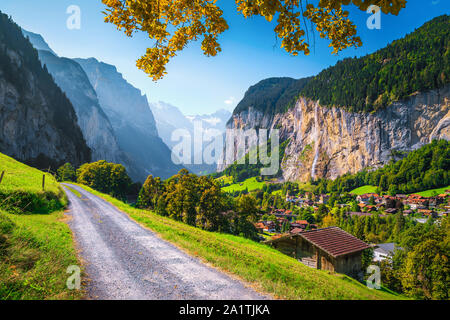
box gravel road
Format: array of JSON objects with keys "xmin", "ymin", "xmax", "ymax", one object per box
[{"xmin": 63, "ymin": 183, "xmax": 267, "ymax": 300}]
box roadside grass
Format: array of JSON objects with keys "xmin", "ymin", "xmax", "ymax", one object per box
[
  {"xmin": 74, "ymin": 183, "xmax": 404, "ymax": 300},
  {"xmin": 0, "ymin": 210, "xmax": 83, "ymax": 300},
  {"xmin": 412, "ymin": 185, "xmax": 450, "ymax": 197},
  {"xmin": 349, "ymin": 185, "xmax": 378, "ymax": 195},
  {"xmin": 63, "ymin": 185, "xmax": 81, "ymax": 198},
  {"xmin": 222, "ymin": 177, "xmax": 266, "ymax": 193},
  {"xmin": 0, "ymin": 153, "xmax": 82, "ymax": 300},
  {"xmin": 0, "ymin": 153, "xmax": 66, "ymax": 213}
]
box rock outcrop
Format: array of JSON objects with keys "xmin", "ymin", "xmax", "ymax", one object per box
[
  {"xmin": 220, "ymin": 86, "xmax": 450, "ymax": 182},
  {"xmin": 75, "ymin": 58, "xmax": 181, "ymax": 181},
  {"xmin": 0, "ymin": 13, "xmax": 90, "ymax": 169}
]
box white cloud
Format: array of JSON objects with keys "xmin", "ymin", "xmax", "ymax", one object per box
[{"xmin": 224, "ymin": 96, "xmax": 235, "ymax": 105}]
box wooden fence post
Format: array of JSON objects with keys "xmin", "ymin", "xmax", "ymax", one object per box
[
  {"xmin": 42, "ymin": 174, "xmax": 45, "ymax": 191},
  {"xmin": 0, "ymin": 170, "xmax": 4, "ymax": 184}
]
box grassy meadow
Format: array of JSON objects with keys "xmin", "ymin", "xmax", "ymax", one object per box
[
  {"xmin": 413, "ymin": 185, "xmax": 450, "ymax": 197},
  {"xmin": 222, "ymin": 177, "xmax": 267, "ymax": 193},
  {"xmin": 349, "ymin": 185, "xmax": 379, "ymax": 195},
  {"xmin": 0, "ymin": 210, "xmax": 83, "ymax": 300},
  {"xmin": 0, "ymin": 152, "xmax": 82, "ymax": 300},
  {"xmin": 72, "ymin": 183, "xmax": 403, "ymax": 300},
  {"xmin": 0, "ymin": 153, "xmax": 66, "ymax": 213}
]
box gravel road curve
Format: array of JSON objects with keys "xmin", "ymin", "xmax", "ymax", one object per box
[{"xmin": 62, "ymin": 183, "xmax": 268, "ymax": 300}]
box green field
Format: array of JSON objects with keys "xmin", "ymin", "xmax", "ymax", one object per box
[
  {"xmin": 0, "ymin": 153, "xmax": 60, "ymax": 194},
  {"xmin": 412, "ymin": 186, "xmax": 450, "ymax": 197},
  {"xmin": 0, "ymin": 153, "xmax": 81, "ymax": 300},
  {"xmin": 0, "ymin": 153, "xmax": 66, "ymax": 213},
  {"xmin": 349, "ymin": 185, "xmax": 379, "ymax": 195},
  {"xmin": 74, "ymin": 183, "xmax": 402, "ymax": 300},
  {"xmin": 0, "ymin": 210, "xmax": 83, "ymax": 300},
  {"xmin": 222, "ymin": 177, "xmax": 266, "ymax": 193}
]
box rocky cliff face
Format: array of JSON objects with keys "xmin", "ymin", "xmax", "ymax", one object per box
[
  {"xmin": 23, "ymin": 30, "xmax": 145, "ymax": 180},
  {"xmin": 0, "ymin": 14, "xmax": 90, "ymax": 169},
  {"xmin": 220, "ymin": 86, "xmax": 449, "ymax": 182},
  {"xmin": 75, "ymin": 58, "xmax": 181, "ymax": 181},
  {"xmin": 32, "ymin": 49, "xmax": 123, "ymax": 163}
]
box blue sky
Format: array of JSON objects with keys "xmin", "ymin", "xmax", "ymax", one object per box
[{"xmin": 0, "ymin": 0, "xmax": 448, "ymax": 115}]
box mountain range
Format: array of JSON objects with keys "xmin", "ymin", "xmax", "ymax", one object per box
[
  {"xmin": 0, "ymin": 13, "xmax": 90, "ymax": 169},
  {"xmin": 150, "ymin": 101, "xmax": 231, "ymax": 174},
  {"xmin": 218, "ymin": 15, "xmax": 450, "ymax": 182},
  {"xmin": 1, "ymin": 11, "xmax": 448, "ymax": 185},
  {"xmin": 19, "ymin": 29, "xmax": 214, "ymax": 181}
]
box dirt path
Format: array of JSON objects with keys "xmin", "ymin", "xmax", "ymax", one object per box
[{"xmin": 63, "ymin": 183, "xmax": 266, "ymax": 300}]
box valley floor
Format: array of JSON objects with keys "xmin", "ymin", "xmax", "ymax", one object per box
[{"xmin": 66, "ymin": 184, "xmax": 401, "ymax": 300}]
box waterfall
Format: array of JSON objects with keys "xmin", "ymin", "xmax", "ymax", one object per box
[{"xmin": 311, "ymin": 102, "xmax": 320, "ymax": 179}]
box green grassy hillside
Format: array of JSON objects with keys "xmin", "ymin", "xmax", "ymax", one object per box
[
  {"xmin": 0, "ymin": 211, "xmax": 82, "ymax": 299},
  {"xmin": 0, "ymin": 153, "xmax": 81, "ymax": 300},
  {"xmin": 72, "ymin": 183, "xmax": 403, "ymax": 300},
  {"xmin": 222, "ymin": 177, "xmax": 266, "ymax": 193},
  {"xmin": 412, "ymin": 185, "xmax": 450, "ymax": 197},
  {"xmin": 0, "ymin": 153, "xmax": 66, "ymax": 213},
  {"xmin": 349, "ymin": 186, "xmax": 379, "ymax": 195}
]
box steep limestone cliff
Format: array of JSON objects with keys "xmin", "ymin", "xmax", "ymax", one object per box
[
  {"xmin": 221, "ymin": 86, "xmax": 449, "ymax": 182},
  {"xmin": 0, "ymin": 13, "xmax": 90, "ymax": 169},
  {"xmin": 33, "ymin": 49, "xmax": 123, "ymax": 163},
  {"xmin": 75, "ymin": 58, "xmax": 181, "ymax": 181}
]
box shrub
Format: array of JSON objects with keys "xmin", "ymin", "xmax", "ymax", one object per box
[
  {"xmin": 56, "ymin": 163, "xmax": 76, "ymax": 182},
  {"xmin": 76, "ymin": 160, "xmax": 132, "ymax": 200},
  {"xmin": 0, "ymin": 190, "xmax": 65, "ymax": 214}
]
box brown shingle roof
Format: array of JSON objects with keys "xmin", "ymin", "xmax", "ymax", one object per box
[{"xmin": 298, "ymin": 227, "xmax": 370, "ymax": 258}]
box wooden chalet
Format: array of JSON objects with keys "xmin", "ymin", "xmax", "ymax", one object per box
[{"xmin": 265, "ymin": 227, "xmax": 370, "ymax": 278}]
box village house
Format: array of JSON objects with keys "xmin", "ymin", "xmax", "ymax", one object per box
[
  {"xmin": 254, "ymin": 222, "xmax": 265, "ymax": 233},
  {"xmin": 373, "ymin": 243, "xmax": 403, "ymax": 262},
  {"xmin": 356, "ymin": 193, "xmax": 379, "ymax": 204},
  {"xmin": 405, "ymin": 194, "xmax": 429, "ymax": 210},
  {"xmin": 403, "ymin": 209, "xmax": 413, "ymax": 216},
  {"xmin": 384, "ymin": 208, "xmax": 398, "ymax": 214},
  {"xmin": 358, "ymin": 203, "xmax": 377, "ymax": 212},
  {"xmin": 289, "ymin": 220, "xmax": 309, "ymax": 232},
  {"xmin": 265, "ymin": 227, "xmax": 370, "ymax": 278},
  {"xmin": 260, "ymin": 221, "xmax": 276, "ymax": 232},
  {"xmin": 418, "ymin": 209, "xmax": 437, "ymax": 218}
]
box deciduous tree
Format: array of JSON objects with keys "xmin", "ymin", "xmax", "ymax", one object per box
[{"xmin": 102, "ymin": 0, "xmax": 406, "ymax": 80}]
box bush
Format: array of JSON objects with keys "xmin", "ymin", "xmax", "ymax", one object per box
[
  {"xmin": 76, "ymin": 160, "xmax": 132, "ymax": 200},
  {"xmin": 0, "ymin": 190, "xmax": 65, "ymax": 214},
  {"xmin": 56, "ymin": 163, "xmax": 76, "ymax": 182}
]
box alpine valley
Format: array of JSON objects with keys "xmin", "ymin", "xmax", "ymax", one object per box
[{"xmin": 218, "ymin": 15, "xmax": 449, "ymax": 183}]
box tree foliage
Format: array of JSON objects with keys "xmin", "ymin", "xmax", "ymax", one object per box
[
  {"xmin": 57, "ymin": 163, "xmax": 76, "ymax": 182},
  {"xmin": 301, "ymin": 14, "xmax": 450, "ymax": 112},
  {"xmin": 320, "ymin": 139, "xmax": 450, "ymax": 195},
  {"xmin": 76, "ymin": 160, "xmax": 132, "ymax": 200},
  {"xmin": 102, "ymin": 0, "xmax": 406, "ymax": 80},
  {"xmin": 137, "ymin": 169, "xmax": 259, "ymax": 239}
]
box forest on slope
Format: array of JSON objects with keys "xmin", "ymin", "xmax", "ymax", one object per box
[
  {"xmin": 316, "ymin": 139, "xmax": 450, "ymax": 195},
  {"xmin": 300, "ymin": 14, "xmax": 449, "ymax": 112},
  {"xmin": 232, "ymin": 15, "xmax": 449, "ymax": 117}
]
